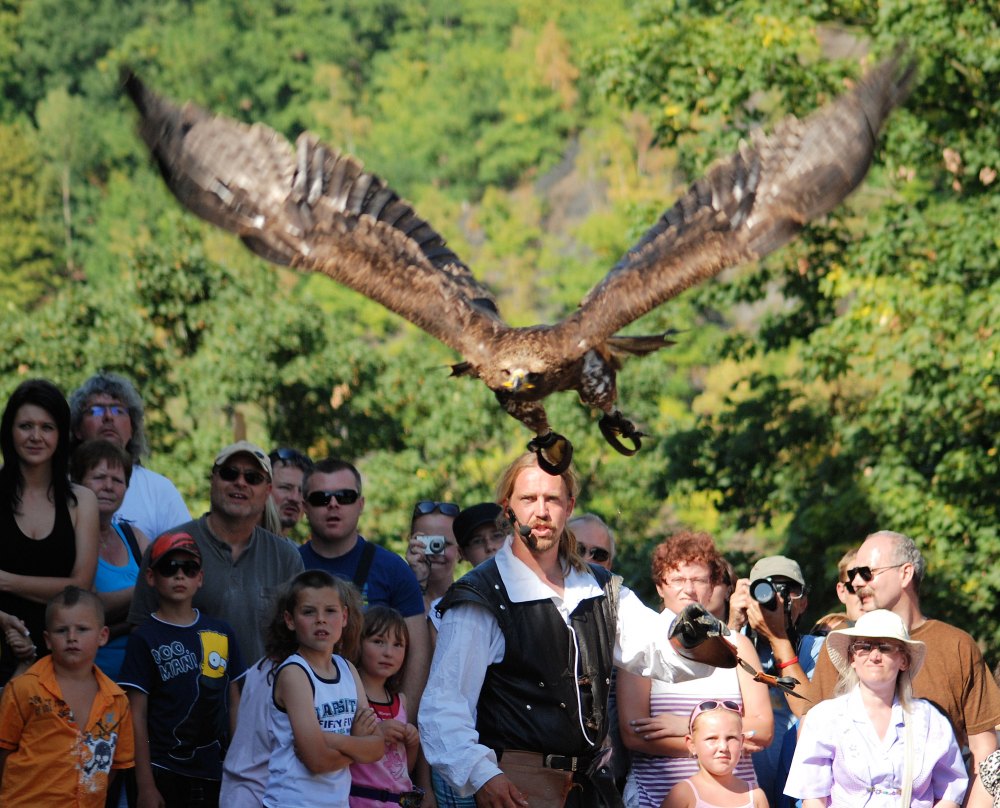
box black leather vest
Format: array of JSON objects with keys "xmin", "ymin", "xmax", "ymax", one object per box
[{"xmin": 438, "ymin": 557, "xmax": 620, "ymax": 757}]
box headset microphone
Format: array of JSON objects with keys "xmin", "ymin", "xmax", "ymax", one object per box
[{"xmin": 506, "ymin": 507, "xmax": 536, "ymax": 547}]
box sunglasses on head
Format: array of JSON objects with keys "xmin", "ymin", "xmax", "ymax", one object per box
[
  {"xmin": 307, "ymin": 488, "xmax": 360, "ymax": 507},
  {"xmin": 216, "ymin": 465, "xmax": 269, "ymax": 486},
  {"xmin": 412, "ymin": 500, "xmax": 460, "ymax": 518},
  {"xmin": 579, "ymin": 545, "xmax": 611, "ymax": 563},
  {"xmin": 154, "ymin": 559, "xmax": 201, "ymax": 578},
  {"xmin": 844, "ymin": 564, "xmax": 904, "ymax": 594},
  {"xmin": 850, "ymin": 640, "xmax": 904, "ymax": 657},
  {"xmin": 689, "ymin": 699, "xmax": 743, "ymax": 731}
]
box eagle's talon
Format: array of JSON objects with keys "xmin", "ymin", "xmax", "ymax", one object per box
[
  {"xmin": 527, "ymin": 432, "xmax": 573, "ymax": 475},
  {"xmin": 598, "ymin": 412, "xmax": 644, "ymax": 456}
]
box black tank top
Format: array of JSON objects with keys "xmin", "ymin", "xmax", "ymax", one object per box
[{"xmin": 0, "ymin": 493, "xmax": 76, "ymax": 684}]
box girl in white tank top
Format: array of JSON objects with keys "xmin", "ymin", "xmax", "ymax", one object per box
[
  {"xmin": 259, "ymin": 571, "xmax": 384, "ymax": 808},
  {"xmin": 661, "ymin": 701, "xmax": 767, "ymax": 808}
]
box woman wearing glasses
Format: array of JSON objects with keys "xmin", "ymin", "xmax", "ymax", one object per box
[
  {"xmin": 619, "ymin": 531, "xmax": 773, "ymax": 808},
  {"xmin": 0, "ymin": 379, "xmax": 99, "ymax": 686},
  {"xmin": 784, "ymin": 609, "xmax": 967, "ymax": 807}
]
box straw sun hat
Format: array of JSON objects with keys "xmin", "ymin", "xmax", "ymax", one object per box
[{"xmin": 825, "ymin": 609, "xmax": 926, "ymax": 679}]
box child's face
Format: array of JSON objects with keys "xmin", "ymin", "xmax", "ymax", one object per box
[
  {"xmin": 44, "ymin": 603, "xmax": 108, "ymax": 670},
  {"xmin": 360, "ymin": 629, "xmax": 406, "ymax": 681},
  {"xmin": 146, "ymin": 551, "xmax": 204, "ymax": 604},
  {"xmin": 284, "ymin": 586, "xmax": 347, "ymax": 655},
  {"xmin": 685, "ymin": 710, "xmax": 745, "ymax": 776}
]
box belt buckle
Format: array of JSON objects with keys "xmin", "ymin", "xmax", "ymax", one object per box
[{"xmin": 544, "ymin": 754, "xmax": 578, "ymax": 772}]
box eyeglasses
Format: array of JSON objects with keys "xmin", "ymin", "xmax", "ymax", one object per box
[
  {"xmin": 688, "ymin": 699, "xmax": 743, "ymax": 731},
  {"xmin": 216, "ymin": 465, "xmax": 269, "ymax": 486},
  {"xmin": 412, "ymin": 501, "xmax": 460, "ymax": 518},
  {"xmin": 664, "ymin": 575, "xmax": 711, "ymax": 590},
  {"xmin": 845, "ymin": 564, "xmax": 904, "ymax": 594},
  {"xmin": 153, "ymin": 559, "xmax": 201, "ymax": 578},
  {"xmin": 850, "ymin": 640, "xmax": 905, "ymax": 657},
  {"xmin": 307, "ymin": 488, "xmax": 360, "ymax": 507},
  {"xmin": 579, "ymin": 545, "xmax": 611, "ymax": 563},
  {"xmin": 86, "ymin": 404, "xmax": 129, "ymax": 418}
]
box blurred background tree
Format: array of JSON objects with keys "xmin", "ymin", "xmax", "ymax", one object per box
[{"xmin": 0, "ymin": 0, "xmax": 995, "ymax": 653}]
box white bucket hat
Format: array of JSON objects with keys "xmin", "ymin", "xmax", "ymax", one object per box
[{"xmin": 825, "ymin": 609, "xmax": 926, "ymax": 679}]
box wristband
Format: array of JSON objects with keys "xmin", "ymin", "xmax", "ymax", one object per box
[{"xmin": 776, "ymin": 656, "xmax": 799, "ymax": 670}]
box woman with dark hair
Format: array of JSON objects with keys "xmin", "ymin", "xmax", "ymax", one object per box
[
  {"xmin": 0, "ymin": 379, "xmax": 99, "ymax": 685},
  {"xmin": 619, "ymin": 531, "xmax": 773, "ymax": 808}
]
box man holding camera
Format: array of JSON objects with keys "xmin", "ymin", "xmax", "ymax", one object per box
[
  {"xmin": 300, "ymin": 457, "xmax": 430, "ymax": 707},
  {"xmin": 728, "ymin": 555, "xmax": 821, "ymax": 806}
]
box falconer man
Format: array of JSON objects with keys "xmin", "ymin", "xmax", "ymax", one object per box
[{"xmin": 419, "ymin": 453, "xmax": 724, "ymax": 808}]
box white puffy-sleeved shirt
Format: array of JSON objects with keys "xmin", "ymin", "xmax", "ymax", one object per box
[{"xmin": 418, "ymin": 538, "xmax": 714, "ymax": 796}]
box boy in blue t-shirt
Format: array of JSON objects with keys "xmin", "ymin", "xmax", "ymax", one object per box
[{"xmin": 119, "ymin": 531, "xmax": 245, "ymax": 808}]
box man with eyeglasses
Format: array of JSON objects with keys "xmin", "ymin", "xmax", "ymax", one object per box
[
  {"xmin": 299, "ymin": 458, "xmax": 430, "ymax": 710},
  {"xmin": 70, "ymin": 372, "xmax": 190, "ymax": 539},
  {"xmin": 728, "ymin": 555, "xmax": 821, "ymax": 807},
  {"xmin": 804, "ymin": 530, "xmax": 1000, "ymax": 808},
  {"xmin": 128, "ymin": 440, "xmax": 304, "ymax": 663},
  {"xmin": 568, "ymin": 514, "xmax": 615, "ymax": 570}
]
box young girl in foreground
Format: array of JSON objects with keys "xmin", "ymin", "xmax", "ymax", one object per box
[
  {"xmin": 661, "ymin": 700, "xmax": 768, "ymax": 808},
  {"xmin": 262, "ymin": 570, "xmax": 384, "ymax": 808},
  {"xmin": 349, "ymin": 606, "xmax": 423, "ymax": 807}
]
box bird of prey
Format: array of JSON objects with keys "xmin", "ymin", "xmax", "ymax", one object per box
[{"xmin": 124, "ymin": 53, "xmax": 913, "ymax": 475}]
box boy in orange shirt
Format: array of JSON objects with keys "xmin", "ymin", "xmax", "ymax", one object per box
[{"xmin": 0, "ymin": 586, "xmax": 135, "ymax": 806}]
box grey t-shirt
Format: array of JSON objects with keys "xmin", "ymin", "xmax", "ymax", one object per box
[{"xmin": 128, "ymin": 515, "xmax": 304, "ymax": 662}]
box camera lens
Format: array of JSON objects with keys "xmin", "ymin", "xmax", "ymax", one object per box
[
  {"xmin": 428, "ymin": 536, "xmax": 446, "ymax": 554},
  {"xmin": 751, "ymin": 579, "xmax": 778, "ymax": 611}
]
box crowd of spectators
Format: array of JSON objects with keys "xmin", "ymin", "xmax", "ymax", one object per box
[{"xmin": 0, "ymin": 374, "xmax": 998, "ymax": 808}]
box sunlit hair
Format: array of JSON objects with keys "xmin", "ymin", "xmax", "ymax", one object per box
[
  {"xmin": 651, "ymin": 531, "xmax": 724, "ymax": 586},
  {"xmin": 837, "ymin": 548, "xmax": 858, "ymax": 583},
  {"xmin": 494, "ymin": 452, "xmax": 584, "ymax": 572},
  {"xmin": 70, "ymin": 439, "xmax": 134, "ymax": 487},
  {"xmin": 264, "ymin": 571, "xmax": 363, "ymax": 669},
  {"xmin": 359, "ymin": 605, "xmax": 410, "ymax": 697},
  {"xmin": 260, "ymin": 497, "xmax": 283, "ymax": 534},
  {"xmin": 866, "ymin": 530, "xmax": 925, "ymax": 591},
  {"xmin": 568, "ymin": 513, "xmax": 617, "ymax": 560},
  {"xmin": 46, "ymin": 586, "xmax": 106, "ymax": 629},
  {"xmin": 1, "ymin": 378, "xmax": 77, "ymax": 511},
  {"xmin": 834, "ymin": 641, "xmax": 915, "ymax": 712},
  {"xmin": 303, "ymin": 457, "xmax": 363, "ymax": 496},
  {"xmin": 68, "ymin": 372, "xmax": 149, "ymax": 461}
]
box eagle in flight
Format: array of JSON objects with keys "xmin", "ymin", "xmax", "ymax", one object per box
[{"xmin": 124, "ymin": 53, "xmax": 913, "ymax": 475}]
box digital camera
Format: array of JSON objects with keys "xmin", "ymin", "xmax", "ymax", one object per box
[
  {"xmin": 416, "ymin": 534, "xmax": 447, "ymax": 555},
  {"xmin": 750, "ymin": 578, "xmax": 797, "ymax": 612}
]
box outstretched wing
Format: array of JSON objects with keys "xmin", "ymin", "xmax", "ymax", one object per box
[
  {"xmin": 123, "ymin": 71, "xmax": 505, "ymax": 367},
  {"xmin": 567, "ymin": 52, "xmax": 915, "ymax": 344}
]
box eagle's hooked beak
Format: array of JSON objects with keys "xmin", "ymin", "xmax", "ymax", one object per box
[{"xmin": 502, "ymin": 369, "xmax": 535, "ymax": 392}]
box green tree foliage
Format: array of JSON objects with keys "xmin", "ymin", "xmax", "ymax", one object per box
[
  {"xmin": 1, "ymin": 0, "xmax": 996, "ymax": 655},
  {"xmin": 598, "ymin": 0, "xmax": 1000, "ymax": 649}
]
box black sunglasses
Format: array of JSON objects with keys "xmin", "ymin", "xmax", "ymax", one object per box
[
  {"xmin": 154, "ymin": 559, "xmax": 201, "ymax": 578},
  {"xmin": 216, "ymin": 465, "xmax": 269, "ymax": 486},
  {"xmin": 307, "ymin": 489, "xmax": 360, "ymax": 507},
  {"xmin": 579, "ymin": 545, "xmax": 611, "ymax": 563},
  {"xmin": 845, "ymin": 564, "xmax": 904, "ymax": 594},
  {"xmin": 412, "ymin": 500, "xmax": 460, "ymax": 518},
  {"xmin": 850, "ymin": 640, "xmax": 904, "ymax": 656}
]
